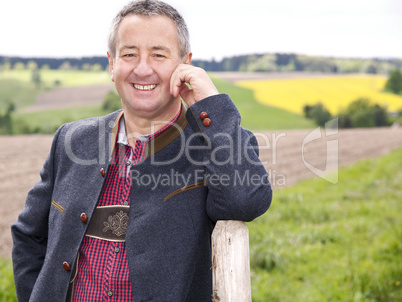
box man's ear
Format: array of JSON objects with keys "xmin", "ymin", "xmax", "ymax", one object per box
[
  {"xmin": 182, "ymin": 52, "xmax": 192, "ymax": 65},
  {"xmin": 107, "ymin": 51, "xmax": 115, "ymax": 82}
]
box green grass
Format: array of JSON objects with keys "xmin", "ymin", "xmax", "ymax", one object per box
[
  {"xmin": 249, "ymin": 148, "xmax": 402, "ymax": 301},
  {"xmin": 211, "ymin": 75, "xmax": 316, "ymax": 130},
  {"xmin": 13, "ymin": 105, "xmax": 106, "ymax": 134},
  {"xmin": 0, "ymin": 69, "xmax": 110, "ymax": 87},
  {"xmin": 0, "ymin": 258, "xmax": 16, "ymax": 301}
]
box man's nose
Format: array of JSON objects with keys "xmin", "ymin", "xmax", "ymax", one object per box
[{"xmin": 134, "ymin": 57, "xmax": 153, "ymax": 77}]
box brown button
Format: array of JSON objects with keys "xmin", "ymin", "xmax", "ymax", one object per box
[
  {"xmin": 202, "ymin": 118, "xmax": 211, "ymax": 127},
  {"xmin": 63, "ymin": 261, "xmax": 71, "ymax": 272},
  {"xmin": 199, "ymin": 112, "xmax": 208, "ymax": 120},
  {"xmin": 80, "ymin": 213, "xmax": 88, "ymax": 223},
  {"xmin": 100, "ymin": 168, "xmax": 106, "ymax": 178}
]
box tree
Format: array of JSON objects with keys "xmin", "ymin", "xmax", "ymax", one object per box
[{"xmin": 384, "ymin": 69, "xmax": 402, "ymax": 94}]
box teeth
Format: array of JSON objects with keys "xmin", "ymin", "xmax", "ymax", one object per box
[{"xmin": 133, "ymin": 84, "xmax": 156, "ymax": 91}]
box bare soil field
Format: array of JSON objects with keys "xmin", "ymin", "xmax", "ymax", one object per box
[
  {"xmin": 1, "ymin": 127, "xmax": 402, "ymax": 258},
  {"xmin": 24, "ymin": 83, "xmax": 115, "ymax": 111}
]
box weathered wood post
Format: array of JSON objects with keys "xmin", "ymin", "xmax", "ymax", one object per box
[{"xmin": 211, "ymin": 220, "xmax": 252, "ymax": 302}]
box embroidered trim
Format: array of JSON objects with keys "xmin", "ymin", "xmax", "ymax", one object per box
[
  {"xmin": 51, "ymin": 200, "xmax": 65, "ymax": 213},
  {"xmin": 163, "ymin": 181, "xmax": 206, "ymax": 202},
  {"xmin": 103, "ymin": 210, "xmax": 129, "ymax": 237}
]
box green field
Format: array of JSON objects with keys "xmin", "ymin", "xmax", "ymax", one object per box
[
  {"xmin": 2, "ymin": 148, "xmax": 401, "ymax": 301},
  {"xmin": 248, "ymin": 148, "xmax": 402, "ymax": 301}
]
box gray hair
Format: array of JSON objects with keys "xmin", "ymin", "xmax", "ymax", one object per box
[{"xmin": 108, "ymin": 0, "xmax": 191, "ymax": 59}]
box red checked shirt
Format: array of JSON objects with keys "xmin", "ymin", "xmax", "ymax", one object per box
[{"xmin": 72, "ymin": 108, "xmax": 181, "ymax": 301}]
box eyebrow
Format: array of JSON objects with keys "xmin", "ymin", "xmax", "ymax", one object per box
[{"xmin": 119, "ymin": 45, "xmax": 172, "ymax": 54}]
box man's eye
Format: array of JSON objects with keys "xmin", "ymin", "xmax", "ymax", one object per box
[{"xmin": 154, "ymin": 54, "xmax": 165, "ymax": 58}]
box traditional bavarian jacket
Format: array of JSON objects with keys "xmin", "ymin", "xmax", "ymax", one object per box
[{"xmin": 11, "ymin": 94, "xmax": 272, "ymax": 302}]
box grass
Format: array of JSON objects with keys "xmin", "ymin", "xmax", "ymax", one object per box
[
  {"xmin": 248, "ymin": 148, "xmax": 402, "ymax": 301},
  {"xmin": 0, "ymin": 258, "xmax": 16, "ymax": 301},
  {"xmin": 13, "ymin": 105, "xmax": 106, "ymax": 134},
  {"xmin": 237, "ymin": 75, "xmax": 402, "ymax": 115},
  {"xmin": 2, "ymin": 149, "xmax": 401, "ymax": 300},
  {"xmin": 0, "ymin": 69, "xmax": 110, "ymax": 87}
]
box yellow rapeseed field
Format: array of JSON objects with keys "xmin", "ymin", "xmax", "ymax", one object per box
[{"xmin": 237, "ymin": 75, "xmax": 402, "ymax": 114}]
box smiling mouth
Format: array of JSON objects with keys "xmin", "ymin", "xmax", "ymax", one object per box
[{"xmin": 133, "ymin": 83, "xmax": 157, "ymax": 91}]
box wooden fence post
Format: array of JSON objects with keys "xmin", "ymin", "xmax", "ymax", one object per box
[{"xmin": 211, "ymin": 220, "xmax": 252, "ymax": 302}]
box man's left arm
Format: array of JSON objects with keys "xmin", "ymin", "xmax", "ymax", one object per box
[{"xmin": 172, "ymin": 65, "xmax": 272, "ymax": 222}]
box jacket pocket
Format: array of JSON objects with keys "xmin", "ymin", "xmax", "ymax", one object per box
[{"xmin": 163, "ymin": 181, "xmax": 206, "ymax": 202}]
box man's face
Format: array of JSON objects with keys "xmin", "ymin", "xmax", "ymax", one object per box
[{"xmin": 108, "ymin": 14, "xmax": 190, "ymax": 118}]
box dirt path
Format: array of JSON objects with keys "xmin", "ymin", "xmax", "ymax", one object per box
[{"xmin": 1, "ymin": 127, "xmax": 402, "ymax": 258}]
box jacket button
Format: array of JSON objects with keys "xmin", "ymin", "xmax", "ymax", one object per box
[
  {"xmin": 203, "ymin": 118, "xmax": 211, "ymax": 127},
  {"xmin": 63, "ymin": 261, "xmax": 71, "ymax": 271},
  {"xmin": 199, "ymin": 112, "xmax": 208, "ymax": 120},
  {"xmin": 100, "ymin": 168, "xmax": 106, "ymax": 178},
  {"xmin": 80, "ymin": 213, "xmax": 88, "ymax": 223}
]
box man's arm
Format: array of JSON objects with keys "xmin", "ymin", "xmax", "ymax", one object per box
[
  {"xmin": 185, "ymin": 94, "xmax": 272, "ymax": 222},
  {"xmin": 11, "ymin": 126, "xmax": 62, "ymax": 302},
  {"xmin": 172, "ymin": 64, "xmax": 272, "ymax": 221}
]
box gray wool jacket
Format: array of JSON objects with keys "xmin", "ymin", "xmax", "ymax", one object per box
[{"xmin": 11, "ymin": 94, "xmax": 272, "ymax": 302}]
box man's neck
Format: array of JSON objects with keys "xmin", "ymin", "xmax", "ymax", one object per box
[{"xmin": 123, "ymin": 101, "xmax": 182, "ymax": 146}]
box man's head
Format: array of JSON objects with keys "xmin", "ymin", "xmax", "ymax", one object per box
[
  {"xmin": 107, "ymin": 0, "xmax": 193, "ymax": 121},
  {"xmin": 108, "ymin": 0, "xmax": 190, "ymax": 60}
]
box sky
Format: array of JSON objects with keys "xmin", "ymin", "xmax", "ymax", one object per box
[{"xmin": 1, "ymin": 0, "xmax": 401, "ymax": 61}]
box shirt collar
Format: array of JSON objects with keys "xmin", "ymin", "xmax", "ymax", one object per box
[{"xmin": 117, "ymin": 106, "xmax": 182, "ymax": 146}]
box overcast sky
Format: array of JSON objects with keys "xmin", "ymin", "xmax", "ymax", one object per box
[{"xmin": 1, "ymin": 0, "xmax": 401, "ymax": 61}]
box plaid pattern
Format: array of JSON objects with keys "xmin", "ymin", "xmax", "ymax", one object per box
[{"xmin": 72, "ymin": 108, "xmax": 181, "ymax": 301}]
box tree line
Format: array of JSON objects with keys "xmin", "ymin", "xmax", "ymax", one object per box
[{"xmin": 1, "ymin": 53, "xmax": 402, "ymax": 74}]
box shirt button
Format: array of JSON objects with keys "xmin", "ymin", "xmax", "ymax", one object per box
[
  {"xmin": 108, "ymin": 291, "xmax": 113, "ymax": 297},
  {"xmin": 115, "ymin": 247, "xmax": 120, "ymax": 253},
  {"xmin": 100, "ymin": 168, "xmax": 106, "ymax": 178},
  {"xmin": 124, "ymin": 201, "xmax": 129, "ymax": 206},
  {"xmin": 126, "ymin": 160, "xmax": 131, "ymax": 166}
]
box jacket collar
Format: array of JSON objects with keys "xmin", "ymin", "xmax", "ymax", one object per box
[{"xmin": 110, "ymin": 105, "xmax": 188, "ymax": 158}]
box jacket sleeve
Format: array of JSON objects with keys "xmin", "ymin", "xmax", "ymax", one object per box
[
  {"xmin": 11, "ymin": 125, "xmax": 63, "ymax": 302},
  {"xmin": 185, "ymin": 94, "xmax": 272, "ymax": 222}
]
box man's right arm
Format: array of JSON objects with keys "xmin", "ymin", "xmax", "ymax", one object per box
[{"xmin": 11, "ymin": 127, "xmax": 62, "ymax": 302}]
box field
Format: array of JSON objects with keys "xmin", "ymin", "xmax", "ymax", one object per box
[
  {"xmin": 1, "ymin": 70, "xmax": 402, "ymax": 300},
  {"xmin": 236, "ymin": 75, "xmax": 402, "ymax": 114}
]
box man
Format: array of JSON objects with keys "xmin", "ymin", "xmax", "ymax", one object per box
[{"xmin": 11, "ymin": 1, "xmax": 272, "ymax": 301}]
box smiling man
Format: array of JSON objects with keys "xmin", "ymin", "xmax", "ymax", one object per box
[{"xmin": 11, "ymin": 1, "xmax": 272, "ymax": 301}]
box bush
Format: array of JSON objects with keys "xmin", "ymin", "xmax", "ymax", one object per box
[
  {"xmin": 102, "ymin": 91, "xmax": 121, "ymax": 112},
  {"xmin": 303, "ymin": 102, "xmax": 332, "ymax": 126},
  {"xmin": 338, "ymin": 98, "xmax": 390, "ymax": 128}
]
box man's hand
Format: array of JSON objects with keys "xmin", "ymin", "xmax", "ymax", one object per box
[{"xmin": 170, "ymin": 64, "xmax": 219, "ymax": 107}]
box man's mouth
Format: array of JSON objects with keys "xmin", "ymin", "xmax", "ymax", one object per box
[{"xmin": 133, "ymin": 83, "xmax": 157, "ymax": 91}]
